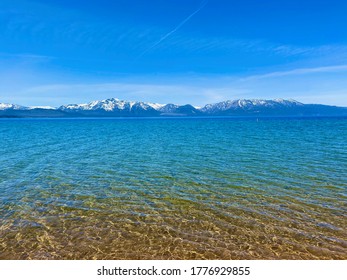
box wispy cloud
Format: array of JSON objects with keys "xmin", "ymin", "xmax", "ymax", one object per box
[
  {"xmin": 242, "ymin": 64, "xmax": 347, "ymax": 81},
  {"xmin": 0, "ymin": 52, "xmax": 54, "ymax": 64},
  {"xmin": 136, "ymin": 0, "xmax": 208, "ymax": 59}
]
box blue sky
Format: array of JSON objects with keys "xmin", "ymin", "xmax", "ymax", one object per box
[{"xmin": 1, "ymin": 0, "xmax": 347, "ymax": 106}]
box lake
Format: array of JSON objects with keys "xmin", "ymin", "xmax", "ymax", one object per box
[{"xmin": 0, "ymin": 117, "xmax": 346, "ymax": 259}]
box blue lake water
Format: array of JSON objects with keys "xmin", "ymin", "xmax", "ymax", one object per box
[{"xmin": 0, "ymin": 117, "xmax": 346, "ymax": 259}]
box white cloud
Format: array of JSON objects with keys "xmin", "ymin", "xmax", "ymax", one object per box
[{"xmin": 242, "ymin": 64, "xmax": 347, "ymax": 81}]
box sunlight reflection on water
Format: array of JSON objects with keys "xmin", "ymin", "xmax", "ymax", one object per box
[{"xmin": 0, "ymin": 117, "xmax": 346, "ymax": 259}]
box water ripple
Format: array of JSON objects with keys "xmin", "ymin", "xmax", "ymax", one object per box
[{"xmin": 0, "ymin": 117, "xmax": 346, "ymax": 259}]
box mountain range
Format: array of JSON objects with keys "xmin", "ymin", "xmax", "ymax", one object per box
[{"xmin": 1, "ymin": 98, "xmax": 346, "ymax": 118}]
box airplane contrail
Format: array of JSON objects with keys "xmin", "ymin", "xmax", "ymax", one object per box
[{"xmin": 137, "ymin": 0, "xmax": 208, "ymax": 59}]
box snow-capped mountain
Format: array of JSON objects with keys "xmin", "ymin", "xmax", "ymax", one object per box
[
  {"xmin": 201, "ymin": 99, "xmax": 304, "ymax": 114},
  {"xmin": 158, "ymin": 103, "xmax": 201, "ymax": 115},
  {"xmin": 158, "ymin": 103, "xmax": 179, "ymax": 113},
  {"xmin": 58, "ymin": 98, "xmax": 164, "ymax": 116},
  {"xmin": 29, "ymin": 106, "xmax": 57, "ymax": 110},
  {"xmin": 0, "ymin": 103, "xmax": 57, "ymax": 111},
  {"xmin": 0, "ymin": 98, "xmax": 346, "ymax": 117},
  {"xmin": 0, "ymin": 103, "xmax": 28, "ymax": 110},
  {"xmin": 58, "ymin": 98, "xmax": 201, "ymax": 116},
  {"xmin": 59, "ymin": 98, "xmax": 163, "ymax": 112}
]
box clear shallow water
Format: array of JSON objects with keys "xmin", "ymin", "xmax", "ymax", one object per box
[{"xmin": 0, "ymin": 117, "xmax": 346, "ymax": 260}]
